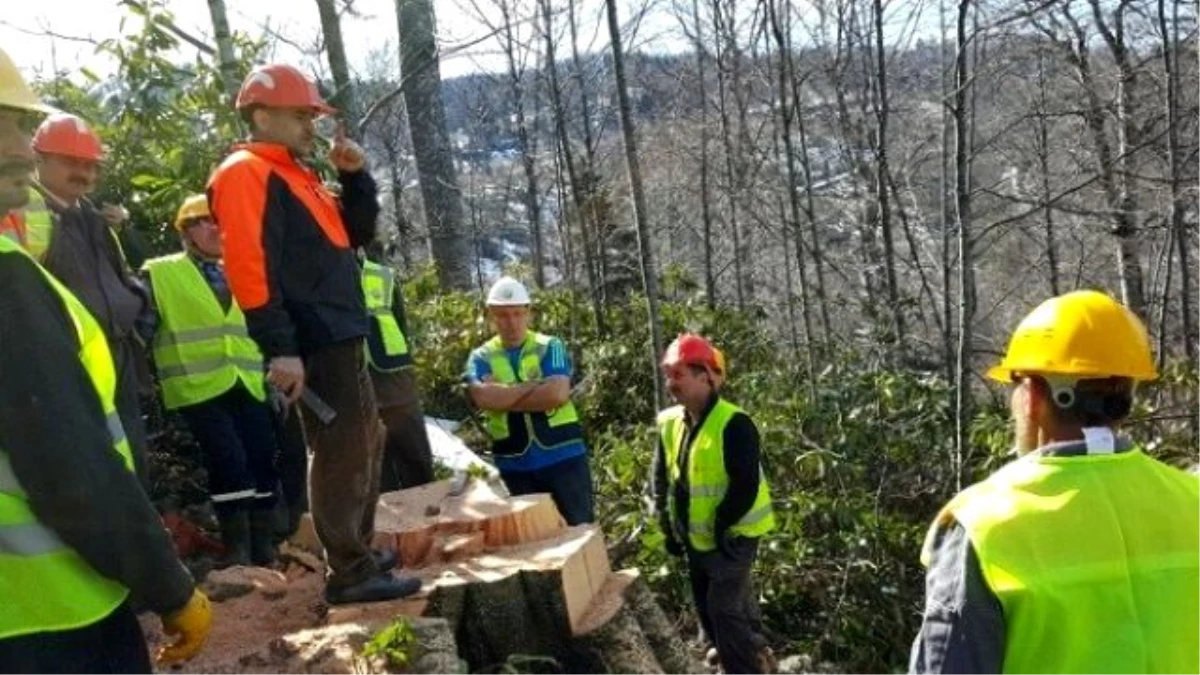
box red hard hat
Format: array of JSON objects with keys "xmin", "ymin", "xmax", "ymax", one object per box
[
  {"xmin": 662, "ymin": 333, "xmax": 724, "ymax": 375},
  {"xmin": 236, "ymin": 64, "xmax": 335, "ymax": 115},
  {"xmin": 31, "ymin": 113, "xmax": 105, "ymax": 162}
]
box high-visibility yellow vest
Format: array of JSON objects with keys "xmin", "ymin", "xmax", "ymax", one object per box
[
  {"xmin": 0, "ymin": 237, "xmax": 133, "ymax": 639},
  {"xmin": 361, "ymin": 260, "xmax": 412, "ymax": 371},
  {"xmin": 481, "ymin": 332, "xmax": 582, "ymax": 457},
  {"xmin": 658, "ymin": 399, "xmax": 775, "ymax": 551},
  {"xmin": 143, "ymin": 252, "xmax": 266, "ymax": 410},
  {"xmin": 923, "ymin": 448, "xmax": 1200, "ymax": 674}
]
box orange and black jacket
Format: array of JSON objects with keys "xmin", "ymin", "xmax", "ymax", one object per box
[{"xmin": 207, "ymin": 142, "xmax": 378, "ymax": 359}]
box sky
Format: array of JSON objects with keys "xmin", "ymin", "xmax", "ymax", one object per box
[{"xmin": 0, "ymin": 0, "xmax": 692, "ymax": 84}]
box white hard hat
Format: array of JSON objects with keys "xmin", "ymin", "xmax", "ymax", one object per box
[{"xmin": 486, "ymin": 276, "xmax": 532, "ymax": 306}]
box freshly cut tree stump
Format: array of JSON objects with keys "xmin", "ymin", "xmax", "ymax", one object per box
[
  {"xmin": 282, "ymin": 478, "xmax": 698, "ymax": 673},
  {"xmin": 376, "ymin": 478, "xmax": 566, "ymax": 568}
]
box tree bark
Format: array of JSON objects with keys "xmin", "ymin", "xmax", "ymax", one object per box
[
  {"xmin": 953, "ymin": 0, "xmax": 975, "ymax": 492},
  {"xmin": 205, "ymin": 0, "xmax": 241, "ymax": 106},
  {"xmin": 315, "ymin": 0, "xmax": 359, "ymax": 131},
  {"xmin": 395, "ymin": 0, "xmax": 472, "ymax": 290},
  {"xmin": 605, "ymin": 0, "xmax": 665, "ymax": 407},
  {"xmin": 499, "ymin": 0, "xmax": 545, "ymax": 287}
]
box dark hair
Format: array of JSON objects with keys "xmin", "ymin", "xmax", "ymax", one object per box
[
  {"xmin": 239, "ymin": 105, "xmax": 262, "ymax": 129},
  {"xmin": 1030, "ymin": 376, "xmax": 1134, "ymax": 426}
]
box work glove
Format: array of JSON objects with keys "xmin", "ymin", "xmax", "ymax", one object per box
[{"xmin": 157, "ymin": 589, "xmax": 212, "ymax": 665}]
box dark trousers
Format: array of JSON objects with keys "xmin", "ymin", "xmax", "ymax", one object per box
[
  {"xmin": 273, "ymin": 405, "xmax": 310, "ymax": 537},
  {"xmin": 0, "ymin": 601, "xmax": 152, "ymax": 674},
  {"xmin": 372, "ymin": 368, "xmax": 435, "ymax": 491},
  {"xmin": 687, "ymin": 537, "xmax": 768, "ymax": 674},
  {"xmin": 179, "ymin": 383, "xmax": 279, "ymax": 517},
  {"xmin": 300, "ymin": 339, "xmax": 385, "ymax": 589},
  {"xmin": 500, "ymin": 454, "xmax": 595, "ymax": 525}
]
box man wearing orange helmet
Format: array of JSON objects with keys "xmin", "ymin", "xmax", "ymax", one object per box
[
  {"xmin": 653, "ymin": 333, "xmax": 776, "ymax": 674},
  {"xmin": 0, "ymin": 48, "xmax": 211, "ymax": 672},
  {"xmin": 909, "ymin": 291, "xmax": 1199, "ymax": 674},
  {"xmin": 14, "ymin": 112, "xmax": 155, "ymax": 483},
  {"xmin": 208, "ymin": 63, "xmax": 419, "ymax": 604}
]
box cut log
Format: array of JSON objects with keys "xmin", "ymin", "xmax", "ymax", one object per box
[
  {"xmin": 165, "ymin": 477, "xmax": 692, "ymax": 674},
  {"xmin": 373, "ymin": 478, "xmax": 566, "ymax": 568}
]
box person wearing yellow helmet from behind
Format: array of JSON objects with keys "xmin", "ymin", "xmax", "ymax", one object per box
[
  {"xmin": 909, "ymin": 290, "xmax": 1199, "ymax": 674},
  {"xmin": 0, "ymin": 48, "xmax": 210, "ymax": 671}
]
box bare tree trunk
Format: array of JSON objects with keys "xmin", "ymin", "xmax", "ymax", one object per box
[
  {"xmin": 605, "ymin": 0, "xmax": 665, "ymax": 406},
  {"xmin": 499, "ymin": 0, "xmax": 545, "ymax": 287},
  {"xmin": 1080, "ymin": 0, "xmax": 1147, "ymax": 316},
  {"xmin": 1158, "ymin": 0, "xmax": 1196, "ymax": 364},
  {"xmin": 315, "ymin": 0, "xmax": 359, "ymax": 131},
  {"xmin": 206, "ymin": 0, "xmax": 240, "ymax": 105},
  {"xmin": 540, "ymin": 0, "xmax": 605, "ymax": 332},
  {"xmin": 939, "ymin": 0, "xmax": 954, "ymax": 386},
  {"xmin": 396, "ymin": 0, "xmax": 472, "ymax": 289},
  {"xmin": 871, "ymin": 0, "xmax": 905, "ymax": 350},
  {"xmin": 767, "ymin": 0, "xmax": 815, "ymax": 361},
  {"xmin": 692, "ymin": 0, "xmax": 717, "ymax": 309},
  {"xmin": 712, "ymin": 0, "xmax": 746, "ymax": 310},
  {"xmin": 953, "ymin": 0, "xmax": 975, "ymax": 492},
  {"xmin": 1033, "ymin": 48, "xmax": 1061, "ymax": 296}
]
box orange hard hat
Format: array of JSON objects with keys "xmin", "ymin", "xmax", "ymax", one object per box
[
  {"xmin": 235, "ymin": 64, "xmax": 335, "ymax": 115},
  {"xmin": 31, "ymin": 113, "xmax": 104, "ymax": 162},
  {"xmin": 662, "ymin": 333, "xmax": 724, "ymax": 376}
]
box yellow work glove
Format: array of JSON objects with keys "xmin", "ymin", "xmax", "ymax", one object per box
[{"xmin": 157, "ymin": 589, "xmax": 212, "ymax": 665}]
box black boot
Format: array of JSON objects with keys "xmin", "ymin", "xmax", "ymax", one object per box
[
  {"xmin": 249, "ymin": 509, "xmax": 278, "ymax": 566},
  {"xmin": 216, "ymin": 510, "xmax": 251, "ymax": 568},
  {"xmin": 324, "ymin": 573, "xmax": 422, "ymax": 605}
]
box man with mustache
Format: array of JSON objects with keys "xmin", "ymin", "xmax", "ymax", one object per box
[
  {"xmin": 208, "ymin": 63, "xmax": 420, "ymax": 604},
  {"xmin": 12, "ymin": 112, "xmax": 153, "ymax": 483},
  {"xmin": 653, "ymin": 334, "xmax": 776, "ymax": 674},
  {"xmin": 0, "ymin": 48, "xmax": 211, "ymax": 671}
]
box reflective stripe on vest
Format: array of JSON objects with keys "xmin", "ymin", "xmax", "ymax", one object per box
[
  {"xmin": 361, "ymin": 260, "xmax": 412, "ymax": 371},
  {"xmin": 924, "ymin": 449, "xmax": 1200, "ymax": 674},
  {"xmin": 0, "ymin": 237, "xmax": 132, "ymax": 640},
  {"xmin": 481, "ymin": 331, "xmax": 582, "ymax": 457},
  {"xmin": 144, "ymin": 252, "xmax": 266, "ymax": 410},
  {"xmin": 658, "ymin": 400, "xmax": 775, "ymax": 551}
]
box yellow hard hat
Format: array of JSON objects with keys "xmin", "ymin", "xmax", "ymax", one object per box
[
  {"xmin": 987, "ymin": 290, "xmax": 1157, "ymax": 383},
  {"xmin": 173, "ymin": 194, "xmax": 211, "ymax": 231},
  {"xmin": 0, "ymin": 49, "xmax": 57, "ymax": 115}
]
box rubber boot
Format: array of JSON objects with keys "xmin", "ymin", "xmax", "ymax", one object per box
[
  {"xmin": 216, "ymin": 510, "xmax": 251, "ymax": 568},
  {"xmin": 249, "ymin": 509, "xmax": 278, "ymax": 566},
  {"xmin": 324, "ymin": 572, "xmax": 422, "ymax": 605}
]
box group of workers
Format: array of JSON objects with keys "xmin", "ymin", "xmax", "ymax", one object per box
[{"xmin": 0, "ymin": 44, "xmax": 1197, "ymax": 675}]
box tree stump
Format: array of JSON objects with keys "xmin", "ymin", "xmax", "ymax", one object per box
[{"xmin": 187, "ymin": 477, "xmax": 698, "ymax": 673}]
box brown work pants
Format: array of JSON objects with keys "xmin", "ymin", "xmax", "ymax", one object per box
[
  {"xmin": 299, "ymin": 339, "xmax": 384, "ymax": 590},
  {"xmin": 371, "ymin": 368, "xmax": 436, "ymax": 491}
]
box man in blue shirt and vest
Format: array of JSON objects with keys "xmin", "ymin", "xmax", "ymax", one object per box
[
  {"xmin": 142, "ymin": 194, "xmax": 281, "ymax": 567},
  {"xmin": 465, "ymin": 276, "xmax": 594, "ymax": 525}
]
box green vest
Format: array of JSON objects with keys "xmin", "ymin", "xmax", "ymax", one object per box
[
  {"xmin": 143, "ymin": 253, "xmax": 266, "ymax": 410},
  {"xmin": 11, "ymin": 187, "xmax": 127, "ymax": 265},
  {"xmin": 924, "ymin": 448, "xmax": 1200, "ymax": 674},
  {"xmin": 0, "ymin": 237, "xmax": 133, "ymax": 639},
  {"xmin": 657, "ymin": 399, "xmax": 775, "ymax": 551},
  {"xmin": 481, "ymin": 332, "xmax": 582, "ymax": 457},
  {"xmin": 361, "ymin": 260, "xmax": 412, "ymax": 371}
]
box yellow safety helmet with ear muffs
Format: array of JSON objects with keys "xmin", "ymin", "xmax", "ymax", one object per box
[{"xmin": 987, "ymin": 290, "xmax": 1157, "ymax": 389}]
